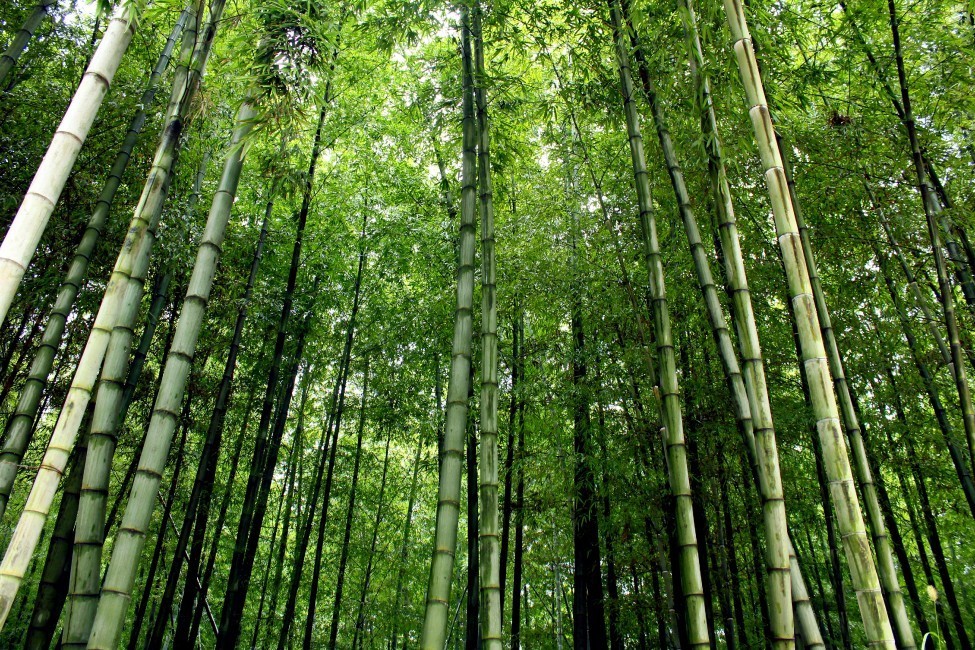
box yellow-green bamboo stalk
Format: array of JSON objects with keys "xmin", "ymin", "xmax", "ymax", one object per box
[
  {"xmin": 86, "ymin": 98, "xmax": 257, "ymax": 650},
  {"xmin": 781, "ymin": 142, "xmax": 915, "ymax": 649},
  {"xmin": 419, "ymin": 7, "xmax": 478, "ymax": 646},
  {"xmin": 472, "ymin": 3, "xmax": 501, "ymax": 648},
  {"xmin": 632, "ymin": 12, "xmax": 794, "ymax": 648},
  {"xmin": 676, "ymin": 1, "xmax": 823, "ymax": 645},
  {"xmin": 608, "ymin": 2, "xmax": 708, "ymax": 646},
  {"xmin": 0, "ymin": 4, "xmax": 205, "ymax": 629},
  {"xmin": 717, "ymin": 0, "xmax": 895, "ymax": 645},
  {"xmin": 0, "ymin": 8, "xmax": 186, "ymax": 522}
]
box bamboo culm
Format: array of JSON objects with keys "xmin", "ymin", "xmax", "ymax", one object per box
[
  {"xmin": 84, "ymin": 98, "xmax": 258, "ymax": 650},
  {"xmin": 630, "ymin": 2, "xmax": 796, "ymax": 644},
  {"xmin": 718, "ymin": 0, "xmax": 895, "ymax": 643},
  {"xmin": 0, "ymin": 8, "xmax": 186, "ymax": 523},
  {"xmin": 608, "ymin": 2, "xmax": 709, "ymax": 645},
  {"xmin": 0, "ymin": 3, "xmax": 208, "ymax": 623},
  {"xmin": 472, "ymin": 4, "xmax": 502, "ymax": 648},
  {"xmin": 779, "ymin": 139, "xmax": 915, "ymax": 648},
  {"xmin": 0, "ymin": 0, "xmax": 57, "ymax": 88},
  {"xmin": 419, "ymin": 3, "xmax": 479, "ymax": 644},
  {"xmin": 0, "ymin": 2, "xmax": 145, "ymax": 327}
]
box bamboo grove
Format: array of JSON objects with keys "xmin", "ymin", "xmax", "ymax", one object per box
[{"xmin": 0, "ymin": 0, "xmax": 972, "ymax": 646}]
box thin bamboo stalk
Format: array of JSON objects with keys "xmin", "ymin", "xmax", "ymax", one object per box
[
  {"xmin": 419, "ymin": 4, "xmax": 478, "ymax": 645},
  {"xmin": 472, "ymin": 4, "xmax": 501, "ymax": 648},
  {"xmin": 608, "ymin": 2, "xmax": 708, "ymax": 646}
]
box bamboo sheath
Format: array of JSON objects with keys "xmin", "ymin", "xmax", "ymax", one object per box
[
  {"xmin": 86, "ymin": 99, "xmax": 258, "ymax": 650},
  {"xmin": 472, "ymin": 5, "xmax": 502, "ymax": 648},
  {"xmin": 419, "ymin": 6, "xmax": 478, "ymax": 645},
  {"xmin": 0, "ymin": 0, "xmax": 57, "ymax": 88},
  {"xmin": 0, "ymin": 6, "xmax": 141, "ymax": 329},
  {"xmin": 718, "ymin": 0, "xmax": 895, "ymax": 645},
  {"xmin": 0, "ymin": 10, "xmax": 186, "ymax": 522},
  {"xmin": 608, "ymin": 2, "xmax": 709, "ymax": 647}
]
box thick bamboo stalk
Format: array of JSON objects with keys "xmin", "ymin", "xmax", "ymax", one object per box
[
  {"xmin": 779, "ymin": 144, "xmax": 915, "ymax": 648},
  {"xmin": 172, "ymin": 193, "xmax": 272, "ymax": 648},
  {"xmin": 419, "ymin": 5, "xmax": 478, "ymax": 645},
  {"xmin": 677, "ymin": 1, "xmax": 825, "ymax": 645},
  {"xmin": 472, "ymin": 4, "xmax": 501, "ymax": 648},
  {"xmin": 24, "ymin": 433, "xmax": 84, "ymax": 650},
  {"xmin": 0, "ymin": 8, "xmax": 184, "ymax": 523},
  {"xmin": 607, "ymin": 2, "xmax": 708, "ymax": 646},
  {"xmin": 0, "ymin": 0, "xmax": 57, "ymax": 88},
  {"xmin": 0, "ymin": 5, "xmax": 142, "ymax": 328},
  {"xmin": 718, "ymin": 0, "xmax": 895, "ymax": 644},
  {"xmin": 63, "ymin": 150, "xmax": 204, "ymax": 650},
  {"xmin": 85, "ymin": 98, "xmax": 257, "ymax": 650}
]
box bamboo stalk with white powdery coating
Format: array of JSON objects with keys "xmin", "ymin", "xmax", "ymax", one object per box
[
  {"xmin": 0, "ymin": 2, "xmax": 144, "ymax": 328},
  {"xmin": 0, "ymin": 9, "xmax": 186, "ymax": 522}
]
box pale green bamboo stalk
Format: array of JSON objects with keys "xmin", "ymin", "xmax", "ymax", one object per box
[
  {"xmin": 717, "ymin": 0, "xmax": 895, "ymax": 645},
  {"xmin": 0, "ymin": 2, "xmax": 145, "ymax": 329},
  {"xmin": 62, "ymin": 150, "xmax": 206, "ymax": 649},
  {"xmin": 0, "ymin": 9, "xmax": 186, "ymax": 522},
  {"xmin": 676, "ymin": 1, "xmax": 823, "ymax": 645},
  {"xmin": 86, "ymin": 98, "xmax": 257, "ymax": 650},
  {"xmin": 0, "ymin": 4, "xmax": 205, "ymax": 629},
  {"xmin": 419, "ymin": 7, "xmax": 478, "ymax": 646},
  {"xmin": 631, "ymin": 17, "xmax": 794, "ymax": 649},
  {"xmin": 607, "ymin": 2, "xmax": 708, "ymax": 646},
  {"xmin": 0, "ymin": 0, "xmax": 56, "ymax": 88},
  {"xmin": 472, "ymin": 4, "xmax": 500, "ymax": 648},
  {"xmin": 780, "ymin": 142, "xmax": 915, "ymax": 649}
]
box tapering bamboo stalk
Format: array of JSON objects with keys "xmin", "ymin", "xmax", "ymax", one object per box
[
  {"xmin": 172, "ymin": 192, "xmax": 273, "ymax": 647},
  {"xmin": 886, "ymin": 0, "xmax": 975, "ymax": 480},
  {"xmin": 0, "ymin": 2, "xmax": 183, "ymax": 512},
  {"xmin": 472, "ymin": 4, "xmax": 501, "ymax": 648},
  {"xmin": 676, "ymin": 1, "xmax": 825, "ymax": 645},
  {"xmin": 607, "ymin": 2, "xmax": 708, "ymax": 646},
  {"xmin": 63, "ymin": 151, "xmax": 205, "ymax": 650},
  {"xmin": 779, "ymin": 142, "xmax": 915, "ymax": 648},
  {"xmin": 717, "ymin": 0, "xmax": 895, "ymax": 644},
  {"xmin": 0, "ymin": 3, "xmax": 144, "ymax": 328},
  {"xmin": 84, "ymin": 97, "xmax": 258, "ymax": 650},
  {"xmin": 419, "ymin": 5, "xmax": 478, "ymax": 646},
  {"xmin": 0, "ymin": 0, "xmax": 57, "ymax": 88}
]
